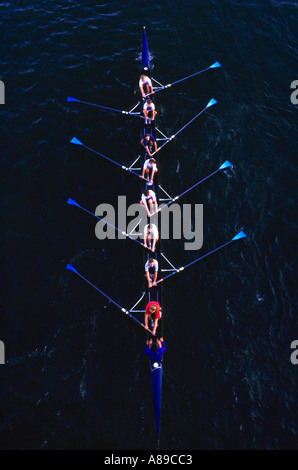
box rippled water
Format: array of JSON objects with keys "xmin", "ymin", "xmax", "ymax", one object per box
[{"xmin": 0, "ymin": 0, "xmax": 297, "ymax": 450}]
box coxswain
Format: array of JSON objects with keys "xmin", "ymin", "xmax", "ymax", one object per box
[
  {"xmin": 140, "ymin": 189, "xmax": 158, "ymax": 217},
  {"xmin": 144, "ymin": 301, "xmax": 162, "ymax": 336},
  {"xmin": 139, "ymin": 74, "xmax": 153, "ymax": 99},
  {"xmin": 143, "ymin": 224, "xmax": 159, "ymax": 253},
  {"xmin": 143, "ymin": 98, "xmax": 157, "ymax": 122},
  {"xmin": 145, "ymin": 257, "xmax": 159, "ymax": 288},
  {"xmin": 142, "ymin": 158, "xmax": 157, "ymax": 184},
  {"xmin": 140, "ymin": 133, "xmax": 157, "ymax": 158},
  {"xmin": 144, "ymin": 337, "xmax": 166, "ymax": 361}
]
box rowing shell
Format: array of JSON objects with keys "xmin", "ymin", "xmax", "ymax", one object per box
[{"xmin": 66, "ymin": 30, "xmax": 247, "ymax": 446}]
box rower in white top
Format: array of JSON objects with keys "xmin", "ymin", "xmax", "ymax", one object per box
[
  {"xmin": 142, "ymin": 157, "xmax": 158, "ymax": 185},
  {"xmin": 145, "ymin": 257, "xmax": 159, "ymax": 288},
  {"xmin": 139, "ymin": 74, "xmax": 153, "ymax": 99},
  {"xmin": 143, "ymin": 224, "xmax": 159, "ymax": 253},
  {"xmin": 143, "ymin": 98, "xmax": 157, "ymax": 123},
  {"xmin": 140, "ymin": 189, "xmax": 158, "ymax": 217}
]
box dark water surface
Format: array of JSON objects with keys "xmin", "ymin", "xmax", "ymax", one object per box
[{"xmin": 0, "ymin": 0, "xmax": 297, "ymax": 450}]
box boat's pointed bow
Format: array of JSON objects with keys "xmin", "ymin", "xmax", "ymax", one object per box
[{"xmin": 142, "ymin": 27, "xmax": 150, "ymax": 74}]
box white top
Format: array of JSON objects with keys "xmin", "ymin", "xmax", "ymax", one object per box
[
  {"xmin": 139, "ymin": 76, "xmax": 152, "ymax": 89},
  {"xmin": 145, "ymin": 259, "xmax": 159, "ymax": 272},
  {"xmin": 141, "ymin": 190, "xmax": 156, "ymax": 205},
  {"xmin": 143, "ymin": 159, "xmax": 157, "ymax": 171}
]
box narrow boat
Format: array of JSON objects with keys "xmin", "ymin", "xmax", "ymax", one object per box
[{"xmin": 140, "ymin": 26, "xmax": 163, "ymax": 443}]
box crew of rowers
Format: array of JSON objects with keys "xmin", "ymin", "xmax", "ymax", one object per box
[{"xmin": 139, "ymin": 72, "xmax": 164, "ymax": 349}]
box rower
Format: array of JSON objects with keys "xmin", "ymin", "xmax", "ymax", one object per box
[
  {"xmin": 140, "ymin": 133, "xmax": 157, "ymax": 158},
  {"xmin": 140, "ymin": 189, "xmax": 158, "ymax": 217},
  {"xmin": 143, "ymin": 224, "xmax": 159, "ymax": 253},
  {"xmin": 139, "ymin": 74, "xmax": 153, "ymax": 99},
  {"xmin": 145, "ymin": 257, "xmax": 159, "ymax": 288},
  {"xmin": 144, "ymin": 337, "xmax": 166, "ymax": 361},
  {"xmin": 144, "ymin": 301, "xmax": 162, "ymax": 336},
  {"xmin": 143, "ymin": 98, "xmax": 157, "ymax": 123},
  {"xmin": 142, "ymin": 157, "xmax": 157, "ymax": 185}
]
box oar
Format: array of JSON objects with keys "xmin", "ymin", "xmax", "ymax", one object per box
[
  {"xmin": 70, "ymin": 137, "xmax": 148, "ymax": 182},
  {"xmin": 151, "ymin": 98, "xmax": 217, "ymax": 156},
  {"xmin": 150, "ymin": 160, "xmax": 232, "ymax": 217},
  {"xmin": 67, "ymin": 96, "xmax": 141, "ymax": 117},
  {"xmin": 66, "ymin": 264, "xmax": 155, "ymax": 334},
  {"xmin": 67, "ymin": 198, "xmax": 153, "ymax": 251},
  {"xmin": 157, "ymin": 231, "xmax": 247, "ymax": 284},
  {"xmin": 145, "ymin": 62, "xmax": 222, "ymax": 97}
]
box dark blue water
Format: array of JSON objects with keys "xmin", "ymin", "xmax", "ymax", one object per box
[{"xmin": 0, "ymin": 0, "xmax": 297, "ymax": 450}]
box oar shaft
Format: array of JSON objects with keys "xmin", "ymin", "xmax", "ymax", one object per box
[
  {"xmin": 68, "ymin": 97, "xmax": 140, "ymax": 117},
  {"xmin": 174, "ymin": 106, "xmax": 208, "ymax": 138},
  {"xmin": 82, "ymin": 143, "xmax": 124, "ymax": 169},
  {"xmin": 145, "ymin": 64, "xmax": 220, "ymax": 97},
  {"xmin": 169, "ymin": 66, "xmax": 214, "ymax": 88},
  {"xmin": 73, "ymin": 140, "xmax": 147, "ymax": 181},
  {"xmin": 151, "ymin": 102, "xmax": 213, "ymax": 156},
  {"xmin": 174, "ymin": 168, "xmax": 220, "ymax": 200},
  {"xmin": 150, "ymin": 166, "xmax": 222, "ymax": 218},
  {"xmin": 73, "ymin": 269, "xmax": 124, "ymax": 310},
  {"xmin": 157, "ymin": 239, "xmax": 235, "ymax": 284}
]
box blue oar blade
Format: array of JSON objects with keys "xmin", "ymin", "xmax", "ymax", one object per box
[
  {"xmin": 218, "ymin": 160, "xmax": 232, "ymax": 170},
  {"xmin": 67, "ymin": 96, "xmax": 79, "ymax": 102},
  {"xmin": 209, "ymin": 61, "xmax": 222, "ymax": 69},
  {"xmin": 67, "ymin": 198, "xmax": 80, "ymax": 207},
  {"xmin": 71, "ymin": 137, "xmax": 83, "ymax": 146},
  {"xmin": 232, "ymin": 231, "xmax": 247, "ymax": 241},
  {"xmin": 66, "ymin": 264, "xmax": 79, "ymax": 274},
  {"xmin": 206, "ymin": 98, "xmax": 217, "ymax": 108}
]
